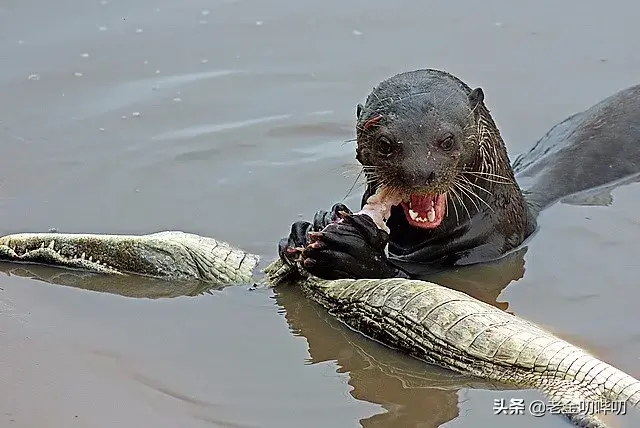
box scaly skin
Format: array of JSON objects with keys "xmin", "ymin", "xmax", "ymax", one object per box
[
  {"xmin": 264, "ymin": 259, "xmax": 640, "ymax": 428},
  {"xmin": 0, "ymin": 231, "xmax": 638, "ymax": 427},
  {"xmin": 0, "ymin": 231, "xmax": 260, "ymax": 284}
]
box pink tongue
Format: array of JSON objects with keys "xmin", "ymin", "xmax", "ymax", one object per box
[{"xmin": 409, "ymin": 194, "xmax": 436, "ymax": 215}]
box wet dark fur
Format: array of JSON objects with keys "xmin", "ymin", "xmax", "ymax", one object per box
[
  {"xmin": 357, "ymin": 69, "xmax": 535, "ymax": 268},
  {"xmin": 279, "ymin": 69, "xmax": 640, "ymax": 280}
]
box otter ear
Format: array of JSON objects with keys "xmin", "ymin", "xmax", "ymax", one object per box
[
  {"xmin": 468, "ymin": 87, "xmax": 484, "ymax": 110},
  {"xmin": 357, "ymin": 103, "xmax": 364, "ymax": 119}
]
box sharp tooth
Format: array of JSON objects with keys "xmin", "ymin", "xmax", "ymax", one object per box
[
  {"xmin": 81, "ymin": 252, "xmax": 86, "ymax": 260},
  {"xmin": 409, "ymin": 209, "xmax": 419, "ymax": 220},
  {"xmin": 427, "ymin": 207, "xmax": 436, "ymax": 222},
  {"xmin": 48, "ymin": 240, "xmax": 55, "ymax": 250},
  {"xmin": 88, "ymin": 256, "xmax": 93, "ymax": 262},
  {"xmin": 40, "ymin": 242, "xmax": 45, "ymax": 249}
]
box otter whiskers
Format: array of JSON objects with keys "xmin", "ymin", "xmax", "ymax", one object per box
[
  {"xmin": 446, "ymin": 184, "xmax": 464, "ymax": 225},
  {"xmin": 462, "ymin": 170, "xmax": 514, "ymax": 185}
]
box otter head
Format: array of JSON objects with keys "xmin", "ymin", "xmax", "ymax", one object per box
[{"xmin": 355, "ymin": 69, "xmax": 486, "ymax": 229}]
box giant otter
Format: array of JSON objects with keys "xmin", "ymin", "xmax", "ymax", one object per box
[{"xmin": 279, "ymin": 69, "xmax": 640, "ymax": 280}]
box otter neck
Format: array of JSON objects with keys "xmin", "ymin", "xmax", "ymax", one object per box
[{"xmin": 458, "ymin": 104, "xmax": 525, "ymax": 214}]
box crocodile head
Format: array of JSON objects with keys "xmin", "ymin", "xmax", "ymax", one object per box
[{"xmin": 0, "ymin": 231, "xmax": 260, "ymax": 284}]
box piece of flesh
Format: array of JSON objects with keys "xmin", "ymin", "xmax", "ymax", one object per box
[{"xmin": 353, "ymin": 187, "xmax": 403, "ymax": 232}]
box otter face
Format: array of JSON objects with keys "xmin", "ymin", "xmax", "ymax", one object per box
[{"xmin": 355, "ymin": 71, "xmax": 485, "ymax": 229}]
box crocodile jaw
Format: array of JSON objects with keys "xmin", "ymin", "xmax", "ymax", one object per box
[
  {"xmin": 0, "ymin": 231, "xmax": 260, "ymax": 283},
  {"xmin": 0, "ymin": 236, "xmax": 124, "ymax": 275}
]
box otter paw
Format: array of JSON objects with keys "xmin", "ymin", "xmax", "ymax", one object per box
[
  {"xmin": 278, "ymin": 220, "xmax": 313, "ymax": 266},
  {"xmin": 278, "ymin": 203, "xmax": 353, "ymax": 266},
  {"xmin": 311, "ymin": 203, "xmax": 352, "ymax": 231},
  {"xmin": 300, "ymin": 214, "xmax": 396, "ymax": 280}
]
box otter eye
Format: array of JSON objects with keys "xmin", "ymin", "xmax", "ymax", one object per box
[
  {"xmin": 375, "ymin": 136, "xmax": 394, "ymax": 156},
  {"xmin": 439, "ymin": 135, "xmax": 455, "ymax": 151}
]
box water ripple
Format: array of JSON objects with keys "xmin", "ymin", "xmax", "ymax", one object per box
[
  {"xmin": 152, "ymin": 114, "xmax": 292, "ymax": 141},
  {"xmin": 76, "ymin": 69, "xmax": 243, "ymax": 119}
]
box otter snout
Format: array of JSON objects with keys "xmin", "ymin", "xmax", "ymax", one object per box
[
  {"xmin": 395, "ymin": 167, "xmax": 441, "ymax": 191},
  {"xmin": 395, "ymin": 152, "xmax": 451, "ymax": 191}
]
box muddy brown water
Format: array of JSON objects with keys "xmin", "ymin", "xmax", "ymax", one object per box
[{"xmin": 1, "ymin": 1, "xmax": 639, "ymax": 427}]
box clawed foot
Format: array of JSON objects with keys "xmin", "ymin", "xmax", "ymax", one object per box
[
  {"xmin": 278, "ymin": 203, "xmax": 351, "ymax": 265},
  {"xmin": 279, "ymin": 206, "xmax": 400, "ymax": 280}
]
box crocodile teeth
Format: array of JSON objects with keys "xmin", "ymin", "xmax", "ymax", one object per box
[
  {"xmin": 40, "ymin": 242, "xmax": 45, "ymax": 249},
  {"xmin": 88, "ymin": 256, "xmax": 93, "ymax": 262},
  {"xmin": 427, "ymin": 207, "xmax": 436, "ymax": 222},
  {"xmin": 81, "ymin": 252, "xmax": 86, "ymax": 260},
  {"xmin": 48, "ymin": 240, "xmax": 55, "ymax": 250}
]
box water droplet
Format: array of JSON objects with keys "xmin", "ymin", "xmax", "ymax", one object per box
[
  {"xmin": 352, "ymin": 30, "xmax": 362, "ymax": 36},
  {"xmin": 28, "ymin": 74, "xmax": 40, "ymax": 81},
  {"xmin": 255, "ymin": 21, "xmax": 263, "ymax": 26},
  {"xmin": 74, "ymin": 72, "xmax": 83, "ymax": 77},
  {"xmin": 132, "ymin": 112, "xmax": 141, "ymax": 117},
  {"xmin": 143, "ymin": 60, "xmax": 148, "ymax": 65},
  {"xmin": 155, "ymin": 70, "xmax": 161, "ymax": 74},
  {"xmin": 121, "ymin": 115, "xmax": 127, "ymax": 120},
  {"xmin": 80, "ymin": 53, "xmax": 89, "ymax": 58},
  {"xmin": 200, "ymin": 58, "xmax": 209, "ymax": 64},
  {"xmin": 201, "ymin": 9, "xmax": 210, "ymax": 16},
  {"xmin": 495, "ymin": 22, "xmax": 503, "ymax": 27},
  {"xmin": 135, "ymin": 28, "xmax": 143, "ymax": 33},
  {"xmin": 173, "ymin": 97, "xmax": 182, "ymax": 102},
  {"xmin": 98, "ymin": 26, "xmax": 108, "ymax": 31},
  {"xmin": 99, "ymin": 128, "xmax": 105, "ymax": 132},
  {"xmin": 17, "ymin": 40, "xmax": 24, "ymax": 45}
]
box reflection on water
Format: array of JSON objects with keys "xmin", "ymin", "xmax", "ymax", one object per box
[
  {"xmin": 274, "ymin": 281, "xmax": 514, "ymax": 428},
  {"xmin": 0, "ymin": 263, "xmax": 218, "ymax": 299},
  {"xmin": 0, "ymin": 244, "xmax": 529, "ymax": 427},
  {"xmin": 559, "ymin": 172, "xmax": 640, "ymax": 207},
  {"xmin": 412, "ymin": 246, "xmax": 529, "ymax": 313},
  {"xmin": 276, "ymin": 283, "xmax": 461, "ymax": 427}
]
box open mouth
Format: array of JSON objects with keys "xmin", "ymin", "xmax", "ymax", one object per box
[{"xmin": 400, "ymin": 193, "xmax": 447, "ymax": 229}]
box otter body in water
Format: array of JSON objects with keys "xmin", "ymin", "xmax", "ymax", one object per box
[{"xmin": 279, "ymin": 69, "xmax": 640, "ymax": 280}]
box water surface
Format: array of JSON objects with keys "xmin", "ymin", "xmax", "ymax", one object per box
[{"xmin": 1, "ymin": 1, "xmax": 639, "ymax": 427}]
